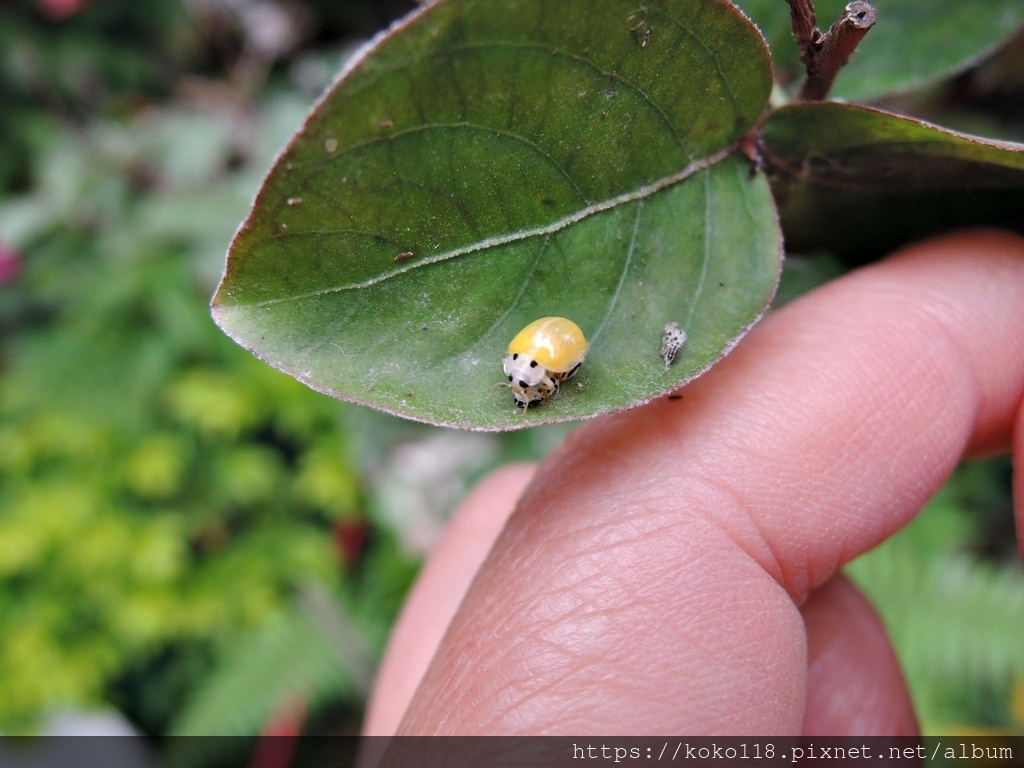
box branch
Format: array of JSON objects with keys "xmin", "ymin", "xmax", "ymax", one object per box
[
  {"xmin": 787, "ymin": 0, "xmax": 877, "ymax": 102},
  {"xmin": 785, "ymin": 0, "xmax": 821, "ymax": 73}
]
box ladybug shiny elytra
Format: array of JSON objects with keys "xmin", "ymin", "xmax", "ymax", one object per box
[{"xmin": 503, "ymin": 316, "xmax": 588, "ymax": 409}]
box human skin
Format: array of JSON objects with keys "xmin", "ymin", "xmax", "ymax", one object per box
[{"xmin": 363, "ymin": 230, "xmax": 1024, "ymax": 736}]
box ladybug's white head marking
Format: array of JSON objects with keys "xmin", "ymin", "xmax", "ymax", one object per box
[{"xmin": 503, "ymin": 352, "xmax": 546, "ymax": 388}]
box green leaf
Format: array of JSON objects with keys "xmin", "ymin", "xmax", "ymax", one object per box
[
  {"xmin": 213, "ymin": 0, "xmax": 780, "ymax": 430},
  {"xmin": 762, "ymin": 102, "xmax": 1024, "ymax": 189},
  {"xmin": 759, "ymin": 102, "xmax": 1024, "ymax": 257},
  {"xmin": 734, "ymin": 0, "xmax": 1024, "ymax": 101}
]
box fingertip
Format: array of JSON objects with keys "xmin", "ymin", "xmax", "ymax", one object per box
[
  {"xmin": 802, "ymin": 575, "xmax": 919, "ymax": 736},
  {"xmin": 363, "ymin": 462, "xmax": 537, "ymax": 736},
  {"xmin": 891, "ymin": 228, "xmax": 1024, "ymax": 260},
  {"xmin": 1014, "ymin": 401, "xmax": 1024, "ymax": 566}
]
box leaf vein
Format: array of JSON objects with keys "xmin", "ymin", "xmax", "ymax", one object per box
[
  {"xmin": 458, "ymin": 235, "xmax": 552, "ymax": 363},
  {"xmin": 591, "ymin": 199, "xmax": 643, "ymax": 344},
  {"xmin": 235, "ymin": 146, "xmax": 734, "ymax": 309},
  {"xmin": 444, "ymin": 41, "xmax": 684, "ymax": 151},
  {"xmin": 650, "ymin": 7, "xmax": 741, "ymax": 133},
  {"xmin": 684, "ymin": 170, "xmax": 712, "ymax": 327},
  {"xmin": 314, "ymin": 122, "xmax": 587, "ymax": 205}
]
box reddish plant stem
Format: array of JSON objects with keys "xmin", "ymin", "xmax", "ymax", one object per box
[
  {"xmin": 785, "ymin": 0, "xmax": 821, "ymax": 72},
  {"xmin": 786, "ymin": 0, "xmax": 877, "ymax": 101}
]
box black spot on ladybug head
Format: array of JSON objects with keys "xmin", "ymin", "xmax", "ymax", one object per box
[
  {"xmin": 529, "ymin": 360, "xmax": 538, "ymax": 368},
  {"xmin": 512, "ymin": 353, "xmax": 518, "ymax": 360},
  {"xmin": 519, "ymin": 380, "xmax": 528, "ymax": 388},
  {"xmin": 508, "ymin": 375, "xmax": 513, "ymax": 381}
]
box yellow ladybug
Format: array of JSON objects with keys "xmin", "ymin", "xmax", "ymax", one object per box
[{"xmin": 503, "ymin": 316, "xmax": 588, "ymax": 409}]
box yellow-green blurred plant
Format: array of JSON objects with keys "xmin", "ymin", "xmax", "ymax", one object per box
[
  {"xmin": 0, "ymin": 94, "xmax": 417, "ymax": 734},
  {"xmin": 848, "ymin": 458, "xmax": 1024, "ymax": 734}
]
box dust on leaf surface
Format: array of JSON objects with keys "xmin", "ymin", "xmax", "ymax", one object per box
[{"xmin": 212, "ymin": 0, "xmax": 781, "ymax": 430}]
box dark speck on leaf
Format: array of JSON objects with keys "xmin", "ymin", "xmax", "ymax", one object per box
[
  {"xmin": 541, "ymin": 198, "xmax": 556, "ymax": 206},
  {"xmin": 628, "ymin": 16, "xmax": 652, "ymax": 47},
  {"xmin": 395, "ymin": 251, "xmax": 414, "ymax": 261}
]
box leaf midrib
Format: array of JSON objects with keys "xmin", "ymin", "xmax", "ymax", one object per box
[{"xmin": 227, "ymin": 144, "xmax": 737, "ymax": 310}]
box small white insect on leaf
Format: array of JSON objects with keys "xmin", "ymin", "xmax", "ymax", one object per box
[{"xmin": 660, "ymin": 322, "xmax": 687, "ymax": 370}]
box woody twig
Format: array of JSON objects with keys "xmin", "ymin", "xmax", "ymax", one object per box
[{"xmin": 786, "ymin": 0, "xmax": 877, "ymax": 101}]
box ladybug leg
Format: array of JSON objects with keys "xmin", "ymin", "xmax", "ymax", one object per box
[
  {"xmin": 511, "ymin": 370, "xmax": 564, "ymax": 410},
  {"xmin": 514, "ymin": 383, "xmax": 546, "ymax": 409},
  {"xmin": 560, "ymin": 362, "xmax": 582, "ymax": 381}
]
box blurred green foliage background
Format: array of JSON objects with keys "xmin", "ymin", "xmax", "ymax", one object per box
[{"xmin": 0, "ymin": 0, "xmax": 1021, "ymax": 745}]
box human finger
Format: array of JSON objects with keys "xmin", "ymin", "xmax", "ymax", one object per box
[
  {"xmin": 362, "ymin": 463, "xmax": 536, "ymax": 736},
  {"xmin": 398, "ymin": 230, "xmax": 1024, "ymax": 734},
  {"xmin": 1015, "ymin": 403, "xmax": 1024, "ymax": 563},
  {"xmin": 801, "ymin": 574, "xmax": 918, "ymax": 735}
]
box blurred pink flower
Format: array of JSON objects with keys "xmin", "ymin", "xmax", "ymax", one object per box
[
  {"xmin": 0, "ymin": 244, "xmax": 21, "ymax": 284},
  {"xmin": 37, "ymin": 0, "xmax": 85, "ymax": 20}
]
